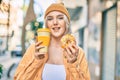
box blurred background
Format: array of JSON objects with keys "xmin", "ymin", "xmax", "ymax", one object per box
[{"xmin": 0, "ymin": 0, "xmax": 120, "ymax": 80}]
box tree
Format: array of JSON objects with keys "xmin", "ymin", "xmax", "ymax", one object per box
[
  {"xmin": 0, "ymin": 0, "xmax": 2, "ymax": 4},
  {"xmin": 21, "ymin": 0, "xmax": 36, "ymax": 55}
]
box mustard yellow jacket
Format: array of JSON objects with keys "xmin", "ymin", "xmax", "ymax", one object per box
[{"xmin": 14, "ymin": 43, "xmax": 90, "ymax": 80}]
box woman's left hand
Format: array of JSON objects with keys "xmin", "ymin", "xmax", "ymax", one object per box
[{"xmin": 64, "ymin": 43, "xmax": 79, "ymax": 63}]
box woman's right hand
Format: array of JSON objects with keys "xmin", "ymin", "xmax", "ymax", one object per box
[{"xmin": 35, "ymin": 41, "xmax": 45, "ymax": 59}]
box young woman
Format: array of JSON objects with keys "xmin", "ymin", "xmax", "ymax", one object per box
[{"xmin": 14, "ymin": 3, "xmax": 90, "ymax": 80}]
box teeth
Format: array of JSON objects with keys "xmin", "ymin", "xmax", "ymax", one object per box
[{"xmin": 53, "ymin": 27, "xmax": 60, "ymax": 31}]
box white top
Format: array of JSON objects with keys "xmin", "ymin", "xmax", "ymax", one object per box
[{"xmin": 42, "ymin": 63, "xmax": 66, "ymax": 80}]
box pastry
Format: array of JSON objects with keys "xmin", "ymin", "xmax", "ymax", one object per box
[{"xmin": 61, "ymin": 34, "xmax": 75, "ymax": 48}]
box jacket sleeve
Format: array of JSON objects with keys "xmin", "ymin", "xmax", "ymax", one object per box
[
  {"xmin": 14, "ymin": 43, "xmax": 44, "ymax": 80},
  {"xmin": 67, "ymin": 47, "xmax": 91, "ymax": 80},
  {"xmin": 77, "ymin": 48, "xmax": 91, "ymax": 80}
]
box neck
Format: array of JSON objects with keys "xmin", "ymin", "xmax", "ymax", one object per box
[{"xmin": 49, "ymin": 37, "xmax": 62, "ymax": 47}]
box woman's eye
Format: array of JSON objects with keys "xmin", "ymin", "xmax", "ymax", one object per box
[
  {"xmin": 58, "ymin": 17, "xmax": 64, "ymax": 20},
  {"xmin": 47, "ymin": 18, "xmax": 53, "ymax": 21}
]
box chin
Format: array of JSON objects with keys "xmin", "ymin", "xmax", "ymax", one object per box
[
  {"xmin": 52, "ymin": 34, "xmax": 63, "ymax": 38},
  {"xmin": 51, "ymin": 30, "xmax": 65, "ymax": 38}
]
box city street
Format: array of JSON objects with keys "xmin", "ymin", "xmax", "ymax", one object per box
[
  {"xmin": 0, "ymin": 51, "xmax": 21, "ymax": 80},
  {"xmin": 0, "ymin": 0, "xmax": 120, "ymax": 80}
]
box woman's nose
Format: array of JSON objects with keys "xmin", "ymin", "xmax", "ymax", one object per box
[{"xmin": 53, "ymin": 18, "xmax": 58, "ymax": 25}]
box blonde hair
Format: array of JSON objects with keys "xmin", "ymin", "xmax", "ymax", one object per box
[{"xmin": 63, "ymin": 15, "xmax": 71, "ymax": 34}]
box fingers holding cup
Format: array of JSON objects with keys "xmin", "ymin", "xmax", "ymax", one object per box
[
  {"xmin": 35, "ymin": 28, "xmax": 50, "ymax": 59},
  {"xmin": 35, "ymin": 41, "xmax": 45, "ymax": 59}
]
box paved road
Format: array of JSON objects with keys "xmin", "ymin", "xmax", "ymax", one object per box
[{"xmin": 0, "ymin": 52, "xmax": 21, "ymax": 80}]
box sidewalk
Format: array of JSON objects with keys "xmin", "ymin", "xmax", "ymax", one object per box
[{"xmin": 0, "ymin": 51, "xmax": 21, "ymax": 80}]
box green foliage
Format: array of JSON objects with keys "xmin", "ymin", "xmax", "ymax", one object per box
[
  {"xmin": 30, "ymin": 20, "xmax": 43, "ymax": 36},
  {"xmin": 0, "ymin": 64, "xmax": 3, "ymax": 79},
  {"xmin": 31, "ymin": 20, "xmax": 43, "ymax": 31}
]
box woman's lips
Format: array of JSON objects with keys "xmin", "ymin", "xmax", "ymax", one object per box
[{"xmin": 52, "ymin": 27, "xmax": 61, "ymax": 31}]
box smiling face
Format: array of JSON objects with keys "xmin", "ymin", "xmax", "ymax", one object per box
[{"xmin": 45, "ymin": 11, "xmax": 67, "ymax": 38}]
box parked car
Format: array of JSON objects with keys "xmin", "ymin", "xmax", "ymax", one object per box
[{"xmin": 11, "ymin": 45, "xmax": 22, "ymax": 57}]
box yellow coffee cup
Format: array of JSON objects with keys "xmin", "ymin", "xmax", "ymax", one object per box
[{"xmin": 37, "ymin": 28, "xmax": 50, "ymax": 54}]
